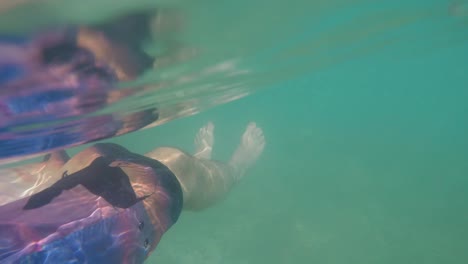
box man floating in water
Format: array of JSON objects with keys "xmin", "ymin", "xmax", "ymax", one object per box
[{"xmin": 0, "ymin": 121, "xmax": 265, "ymax": 263}]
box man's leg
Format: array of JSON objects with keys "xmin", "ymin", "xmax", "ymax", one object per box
[
  {"xmin": 193, "ymin": 121, "xmax": 215, "ymax": 159},
  {"xmin": 146, "ymin": 122, "xmax": 265, "ymax": 211},
  {"xmin": 229, "ymin": 122, "xmax": 266, "ymax": 179}
]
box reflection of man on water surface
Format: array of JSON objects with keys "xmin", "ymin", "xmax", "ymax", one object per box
[
  {"xmin": 1, "ymin": 10, "xmax": 155, "ymax": 116},
  {"xmin": 0, "ymin": 9, "xmax": 183, "ymax": 159},
  {"xmin": 0, "ymin": 121, "xmax": 265, "ymax": 263}
]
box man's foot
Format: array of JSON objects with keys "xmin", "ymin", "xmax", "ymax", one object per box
[
  {"xmin": 229, "ymin": 122, "xmax": 265, "ymax": 177},
  {"xmin": 194, "ymin": 121, "xmax": 215, "ymax": 159}
]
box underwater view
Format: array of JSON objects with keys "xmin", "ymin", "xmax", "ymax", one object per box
[{"xmin": 0, "ymin": 0, "xmax": 467, "ymax": 263}]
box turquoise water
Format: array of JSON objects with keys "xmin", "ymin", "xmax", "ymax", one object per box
[
  {"xmin": 103, "ymin": 41, "xmax": 467, "ymax": 263},
  {"xmin": 1, "ymin": 0, "xmax": 468, "ymax": 263}
]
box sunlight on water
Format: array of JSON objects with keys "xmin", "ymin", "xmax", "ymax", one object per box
[{"xmin": 0, "ymin": 1, "xmax": 464, "ymax": 161}]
